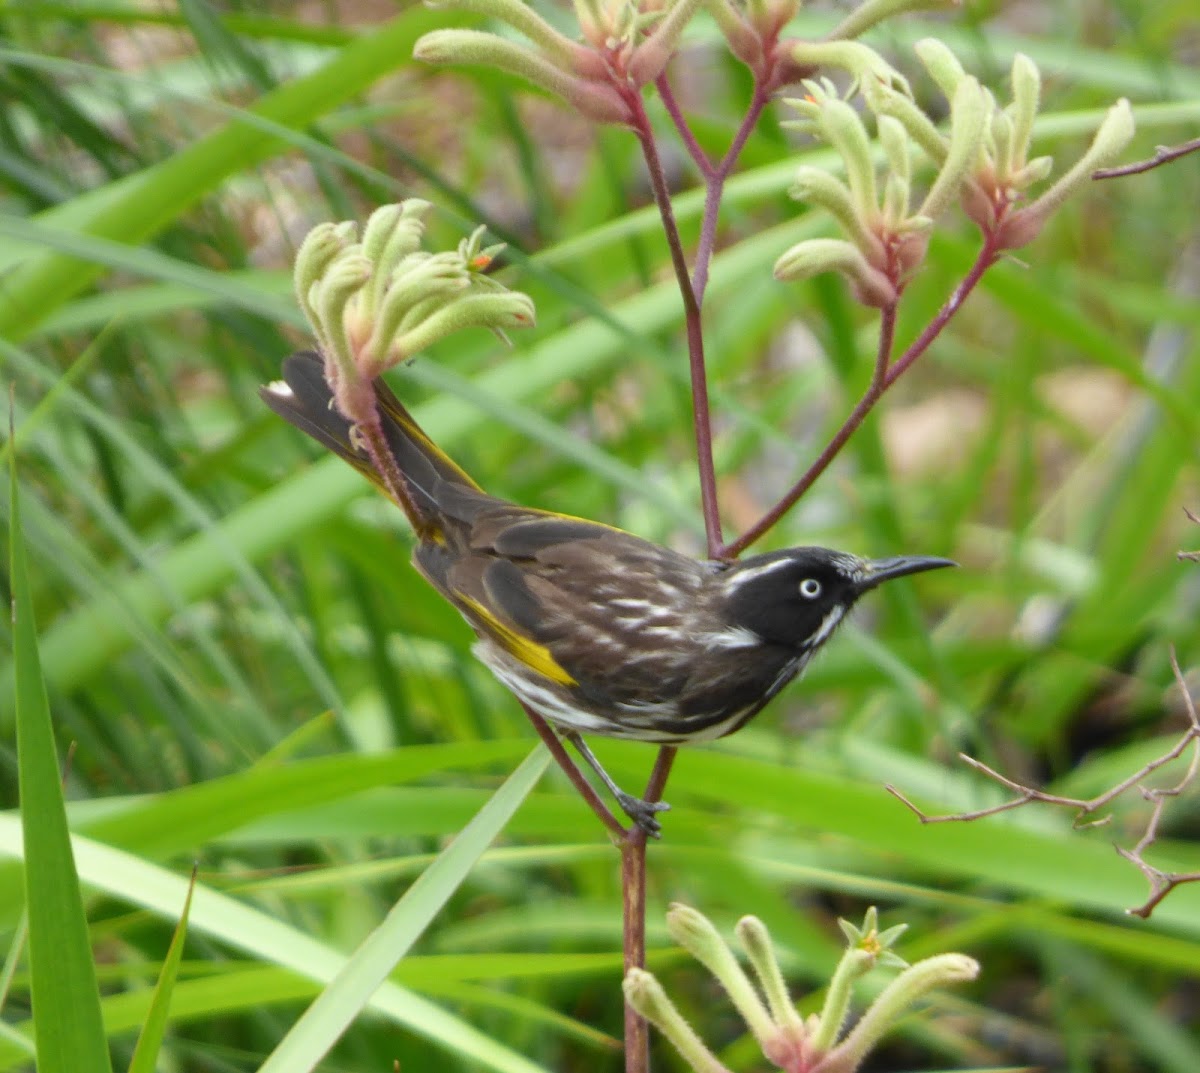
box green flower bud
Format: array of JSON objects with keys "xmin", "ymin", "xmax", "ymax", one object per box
[
  {"xmin": 623, "ymin": 969, "xmax": 732, "ymax": 1073},
  {"xmin": 774, "ymin": 238, "xmax": 896, "ymax": 307},
  {"xmin": 999, "ymin": 97, "xmax": 1134, "ymax": 250},
  {"xmin": 820, "ymin": 953, "xmax": 979, "ymax": 1073},
  {"xmin": 878, "ymin": 115, "xmax": 911, "ymax": 183},
  {"xmin": 294, "ymin": 220, "xmax": 357, "ymax": 340},
  {"xmin": 919, "ymin": 75, "xmax": 987, "ymax": 221},
  {"xmin": 313, "ymin": 250, "xmax": 372, "ymax": 385},
  {"xmin": 790, "ymin": 40, "xmax": 912, "ymax": 98},
  {"xmin": 362, "ymin": 201, "xmax": 431, "ymax": 318},
  {"xmin": 395, "ymin": 291, "xmax": 536, "ymax": 357},
  {"xmin": 413, "ymin": 29, "xmax": 632, "ymax": 125},
  {"xmin": 816, "ymin": 95, "xmax": 879, "ymax": 222},
  {"xmin": 788, "ymin": 167, "xmax": 884, "ymax": 261},
  {"xmin": 426, "ymin": 0, "xmax": 588, "ymax": 68},
  {"xmin": 828, "ymin": 0, "xmax": 960, "ymax": 42},
  {"xmin": 629, "ymin": 0, "xmax": 705, "ymax": 85},
  {"xmin": 1013, "ymin": 155, "xmax": 1054, "ymax": 186},
  {"xmin": 666, "ymin": 904, "xmax": 778, "ymax": 1050},
  {"xmin": 1007, "ymin": 52, "xmax": 1040, "ymax": 168},
  {"xmin": 866, "ymin": 79, "xmax": 947, "ymax": 163},
  {"xmin": 913, "ymin": 36, "xmax": 966, "ymax": 99},
  {"xmin": 735, "ymin": 915, "xmax": 805, "ymax": 1039},
  {"xmin": 991, "ymin": 109, "xmax": 1016, "ymax": 179},
  {"xmin": 882, "ymin": 172, "xmax": 910, "ymax": 229}
]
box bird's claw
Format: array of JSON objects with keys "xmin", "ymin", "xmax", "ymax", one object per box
[{"xmin": 616, "ymin": 792, "xmax": 671, "ymax": 839}]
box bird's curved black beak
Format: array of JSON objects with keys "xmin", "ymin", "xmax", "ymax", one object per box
[{"xmin": 857, "ymin": 555, "xmax": 957, "ymax": 592}]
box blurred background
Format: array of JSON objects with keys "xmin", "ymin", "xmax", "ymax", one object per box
[{"xmin": 1, "ymin": 1, "xmax": 1199, "ymax": 1070}]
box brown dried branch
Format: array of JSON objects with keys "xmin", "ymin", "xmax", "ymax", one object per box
[
  {"xmin": 1093, "ymin": 137, "xmax": 1200, "ymax": 179},
  {"xmin": 1178, "ymin": 507, "xmax": 1200, "ymax": 563},
  {"xmin": 886, "ymin": 648, "xmax": 1200, "ymax": 918}
]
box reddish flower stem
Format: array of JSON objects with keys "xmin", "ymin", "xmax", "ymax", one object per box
[
  {"xmin": 627, "ymin": 90, "xmax": 723, "ymax": 557},
  {"xmin": 693, "ymin": 82, "xmax": 769, "ymax": 303},
  {"xmin": 656, "ymin": 74, "xmax": 715, "ymax": 179},
  {"xmin": 615, "ymin": 78, "xmax": 772, "ymax": 1072},
  {"xmin": 722, "ymin": 233, "xmax": 1001, "ymax": 558},
  {"xmin": 621, "ymin": 746, "xmax": 676, "ymax": 1073},
  {"xmin": 346, "ymin": 402, "xmax": 429, "ymax": 531},
  {"xmin": 884, "ymin": 236, "xmax": 1001, "ymax": 389}
]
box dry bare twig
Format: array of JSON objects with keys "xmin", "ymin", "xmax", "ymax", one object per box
[
  {"xmin": 1093, "ymin": 137, "xmax": 1200, "ymax": 179},
  {"xmin": 1177, "ymin": 508, "xmax": 1200, "ymax": 562},
  {"xmin": 886, "ymin": 649, "xmax": 1200, "ymax": 918}
]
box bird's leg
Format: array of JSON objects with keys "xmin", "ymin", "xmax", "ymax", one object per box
[{"xmin": 562, "ymin": 731, "xmax": 671, "ymax": 838}]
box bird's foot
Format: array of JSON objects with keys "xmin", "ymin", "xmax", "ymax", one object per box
[{"xmin": 616, "ymin": 792, "xmax": 671, "ymax": 839}]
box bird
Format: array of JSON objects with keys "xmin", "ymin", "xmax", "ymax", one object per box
[{"xmin": 261, "ymin": 351, "xmax": 954, "ymax": 835}]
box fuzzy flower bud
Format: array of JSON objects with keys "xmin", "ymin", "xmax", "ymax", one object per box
[
  {"xmin": 827, "ymin": 0, "xmax": 961, "ymax": 42},
  {"xmin": 774, "ymin": 238, "xmax": 897, "ymax": 308},
  {"xmin": 666, "ymin": 903, "xmax": 780, "ymax": 1052},
  {"xmin": 635, "ymin": 904, "xmax": 978, "ymax": 1073},
  {"xmin": 704, "ymin": 0, "xmax": 762, "ymax": 65},
  {"xmin": 820, "ymin": 953, "xmax": 979, "ymax": 1073},
  {"xmin": 995, "ymin": 97, "xmax": 1134, "ymax": 250},
  {"xmin": 913, "ymin": 36, "xmax": 967, "ymax": 99},
  {"xmin": 1007, "ymin": 52, "xmax": 1041, "ymax": 167},
  {"xmin": 789, "ymin": 40, "xmax": 912, "ymax": 99},
  {"xmin": 918, "ymin": 75, "xmax": 987, "ymax": 221},
  {"xmin": 624, "ymin": 970, "xmax": 732, "ymax": 1073},
  {"xmin": 788, "ymin": 168, "xmax": 885, "ymax": 261},
  {"xmin": 292, "ymin": 200, "xmax": 535, "ymax": 419},
  {"xmin": 629, "ymin": 0, "xmax": 706, "ymax": 85},
  {"xmin": 413, "ymin": 29, "xmax": 632, "ymax": 124},
  {"xmin": 425, "ymin": 0, "xmax": 588, "ymax": 68}
]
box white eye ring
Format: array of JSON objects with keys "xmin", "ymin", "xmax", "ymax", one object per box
[{"xmin": 799, "ymin": 578, "xmax": 822, "ymax": 599}]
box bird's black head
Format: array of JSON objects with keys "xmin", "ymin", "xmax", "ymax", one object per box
[{"xmin": 720, "ymin": 547, "xmax": 954, "ymax": 650}]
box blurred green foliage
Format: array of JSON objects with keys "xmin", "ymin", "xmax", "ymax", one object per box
[{"xmin": 1, "ymin": 2, "xmax": 1199, "ymax": 1071}]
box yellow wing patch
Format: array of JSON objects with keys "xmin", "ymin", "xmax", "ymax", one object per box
[{"xmin": 456, "ymin": 594, "xmax": 578, "ymax": 687}]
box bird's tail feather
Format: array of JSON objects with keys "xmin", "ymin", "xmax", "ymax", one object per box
[{"xmin": 260, "ymin": 350, "xmax": 483, "ymax": 535}]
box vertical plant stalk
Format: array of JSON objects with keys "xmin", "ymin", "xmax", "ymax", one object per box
[
  {"xmin": 621, "ymin": 747, "xmax": 677, "ymax": 1073},
  {"xmin": 627, "ymin": 90, "xmax": 723, "ymax": 558},
  {"xmin": 692, "ymin": 83, "xmax": 769, "ymax": 303},
  {"xmin": 348, "ymin": 403, "xmax": 431, "ymax": 537},
  {"xmin": 616, "ymin": 76, "xmax": 773, "ymax": 1073},
  {"xmin": 722, "ymin": 234, "xmax": 1002, "ymax": 557},
  {"xmin": 629, "ymin": 76, "xmax": 771, "ymax": 558}
]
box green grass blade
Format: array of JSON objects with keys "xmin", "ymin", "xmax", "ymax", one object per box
[
  {"xmin": 125, "ymin": 870, "xmax": 196, "ymax": 1073},
  {"xmin": 0, "ymin": 788, "xmax": 553, "ymax": 1073},
  {"xmin": 258, "ymin": 746, "xmax": 550, "ymax": 1073},
  {"xmin": 10, "ymin": 444, "xmax": 113, "ymax": 1073}
]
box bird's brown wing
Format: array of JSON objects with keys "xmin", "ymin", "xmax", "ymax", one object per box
[{"xmin": 428, "ymin": 511, "xmax": 708, "ymax": 709}]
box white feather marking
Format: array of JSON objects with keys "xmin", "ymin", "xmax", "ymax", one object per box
[
  {"xmin": 265, "ymin": 380, "xmax": 294, "ymax": 397},
  {"xmin": 701, "ymin": 625, "xmax": 763, "ymax": 650},
  {"xmin": 723, "ymin": 557, "xmax": 796, "ymax": 593},
  {"xmin": 808, "ymin": 606, "xmax": 845, "ymax": 647}
]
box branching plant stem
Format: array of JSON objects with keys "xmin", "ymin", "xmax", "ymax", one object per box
[
  {"xmin": 627, "ymin": 89, "xmax": 723, "ymax": 558},
  {"xmin": 722, "ymin": 233, "xmax": 1002, "ymax": 558}
]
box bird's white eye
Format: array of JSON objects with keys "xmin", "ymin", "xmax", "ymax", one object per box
[{"xmin": 799, "ymin": 578, "xmax": 822, "ymax": 599}]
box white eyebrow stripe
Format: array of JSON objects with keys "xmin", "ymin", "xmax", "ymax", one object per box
[{"xmin": 724, "ymin": 558, "xmax": 794, "ymax": 593}]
